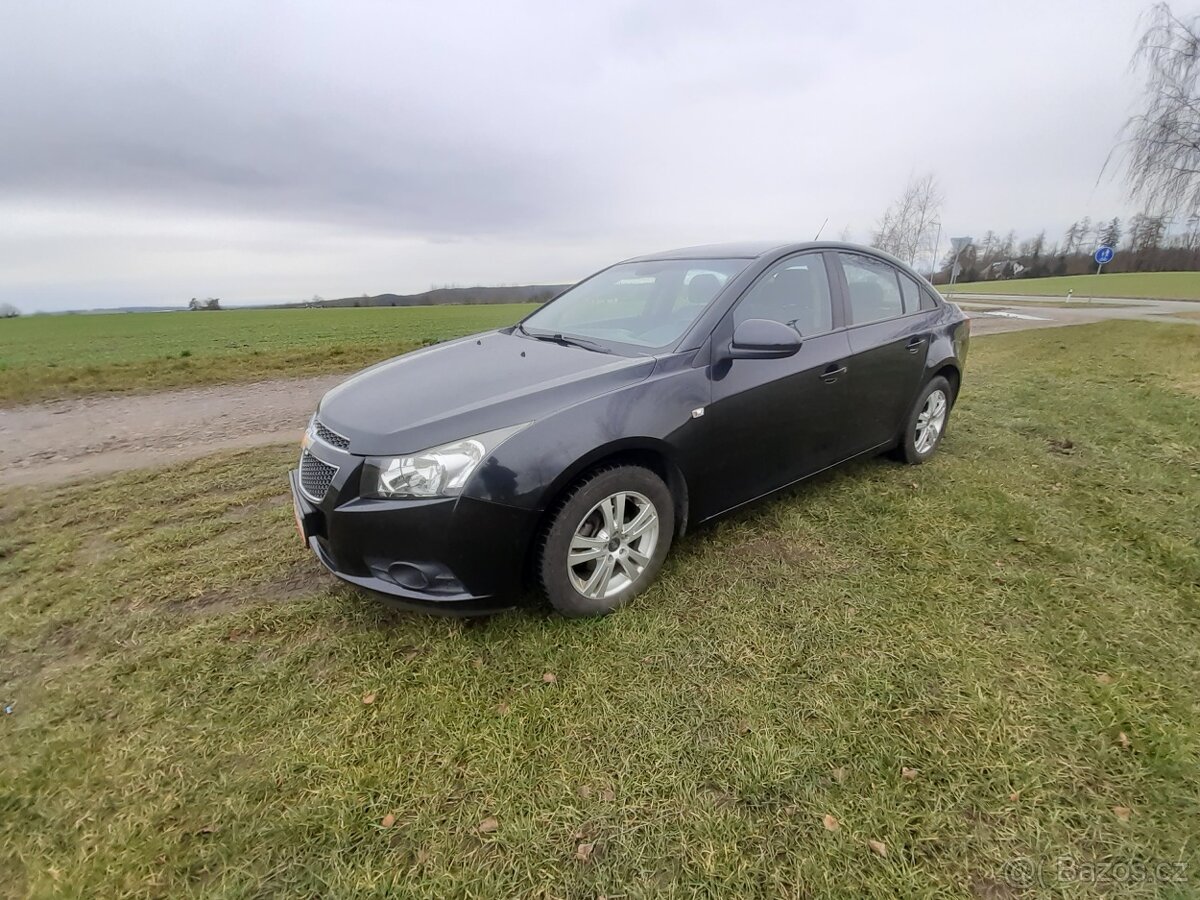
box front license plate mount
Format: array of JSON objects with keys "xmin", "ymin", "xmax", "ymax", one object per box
[{"xmin": 293, "ymin": 497, "xmax": 308, "ymax": 544}]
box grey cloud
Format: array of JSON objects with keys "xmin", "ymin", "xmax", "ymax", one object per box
[
  {"xmin": 0, "ymin": 0, "xmax": 1149, "ymax": 310},
  {"xmin": 1, "ymin": 75, "xmax": 580, "ymax": 233}
]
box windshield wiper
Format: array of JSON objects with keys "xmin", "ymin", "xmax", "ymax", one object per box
[{"xmin": 517, "ymin": 325, "xmax": 611, "ymax": 354}]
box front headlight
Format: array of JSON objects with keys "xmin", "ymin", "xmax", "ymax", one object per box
[{"xmin": 363, "ymin": 424, "xmax": 528, "ymax": 499}]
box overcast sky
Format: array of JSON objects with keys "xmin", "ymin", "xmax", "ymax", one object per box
[{"xmin": 1, "ymin": 0, "xmax": 1148, "ymax": 311}]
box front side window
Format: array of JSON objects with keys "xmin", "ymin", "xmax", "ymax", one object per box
[
  {"xmin": 521, "ymin": 258, "xmax": 749, "ymax": 351},
  {"xmin": 733, "ymin": 253, "xmax": 832, "ymax": 335},
  {"xmin": 840, "ymin": 253, "xmax": 904, "ymax": 325}
]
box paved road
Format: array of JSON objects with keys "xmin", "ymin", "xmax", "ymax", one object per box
[
  {"xmin": 949, "ymin": 294, "xmax": 1199, "ymax": 335},
  {"xmin": 2, "ymin": 298, "xmax": 1196, "ymax": 488}
]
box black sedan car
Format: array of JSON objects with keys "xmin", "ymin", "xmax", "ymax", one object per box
[{"xmin": 290, "ymin": 242, "xmax": 969, "ymax": 617}]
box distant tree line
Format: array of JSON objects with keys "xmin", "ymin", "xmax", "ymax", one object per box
[
  {"xmin": 284, "ymin": 284, "xmax": 567, "ymax": 310},
  {"xmin": 930, "ymin": 212, "xmax": 1198, "ymax": 284},
  {"xmin": 865, "ymin": 168, "xmax": 1199, "ymax": 285}
]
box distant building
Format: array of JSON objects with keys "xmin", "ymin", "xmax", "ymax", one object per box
[{"xmin": 985, "ymin": 260, "xmax": 1026, "ymax": 279}]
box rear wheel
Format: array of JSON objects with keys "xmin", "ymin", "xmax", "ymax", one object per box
[
  {"xmin": 896, "ymin": 375, "xmax": 952, "ymax": 464},
  {"xmin": 537, "ymin": 465, "xmax": 674, "ymax": 617}
]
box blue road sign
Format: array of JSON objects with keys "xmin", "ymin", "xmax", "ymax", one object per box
[{"xmin": 1094, "ymin": 246, "xmax": 1114, "ymax": 265}]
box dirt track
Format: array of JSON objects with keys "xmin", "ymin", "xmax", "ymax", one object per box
[
  {"xmin": 0, "ymin": 375, "xmax": 344, "ymax": 488},
  {"xmin": 2, "ymin": 300, "xmax": 1196, "ymax": 488}
]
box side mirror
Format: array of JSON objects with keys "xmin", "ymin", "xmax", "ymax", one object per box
[{"xmin": 728, "ymin": 318, "xmax": 801, "ymax": 359}]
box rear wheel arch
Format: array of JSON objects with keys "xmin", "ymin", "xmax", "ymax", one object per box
[
  {"xmin": 895, "ymin": 374, "xmax": 953, "ymax": 464},
  {"xmin": 929, "ymin": 361, "xmax": 961, "ymax": 403}
]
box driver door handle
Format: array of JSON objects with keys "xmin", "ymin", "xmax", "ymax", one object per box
[{"xmin": 821, "ymin": 364, "xmax": 847, "ymax": 384}]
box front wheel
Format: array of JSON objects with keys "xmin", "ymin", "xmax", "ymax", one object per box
[
  {"xmin": 537, "ymin": 465, "xmax": 674, "ymax": 617},
  {"xmin": 896, "ymin": 375, "xmax": 953, "ymax": 464}
]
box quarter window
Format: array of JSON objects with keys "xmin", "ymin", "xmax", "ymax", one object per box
[
  {"xmin": 734, "ymin": 254, "xmax": 832, "ymax": 336},
  {"xmin": 899, "ymin": 272, "xmax": 924, "ymax": 314},
  {"xmin": 839, "ymin": 254, "xmax": 904, "ymax": 325}
]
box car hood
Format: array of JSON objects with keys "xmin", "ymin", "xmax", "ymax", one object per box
[{"xmin": 316, "ymin": 330, "xmax": 656, "ymax": 456}]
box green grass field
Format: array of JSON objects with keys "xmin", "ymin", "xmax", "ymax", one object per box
[
  {"xmin": 939, "ymin": 271, "xmax": 1200, "ymax": 300},
  {"xmin": 2, "ymin": 274, "xmax": 1197, "ymax": 408},
  {"xmin": 3, "ymin": 321, "xmax": 1198, "ymax": 897},
  {"xmin": 953, "ymin": 298, "xmax": 1131, "ymax": 310},
  {"xmin": 0, "ymin": 304, "xmax": 537, "ymax": 406}
]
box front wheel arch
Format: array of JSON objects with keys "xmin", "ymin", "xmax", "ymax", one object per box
[
  {"xmin": 534, "ymin": 442, "xmax": 689, "ymax": 537},
  {"xmin": 524, "ymin": 444, "xmax": 688, "ymax": 589},
  {"xmin": 535, "ymin": 463, "xmax": 676, "ymax": 616}
]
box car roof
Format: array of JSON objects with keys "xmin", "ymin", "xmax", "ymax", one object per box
[
  {"xmin": 621, "ymin": 240, "xmax": 899, "ymax": 263},
  {"xmin": 622, "ymin": 241, "xmax": 789, "ymax": 262}
]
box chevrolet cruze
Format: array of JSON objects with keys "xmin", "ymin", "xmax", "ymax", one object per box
[{"xmin": 290, "ymin": 242, "xmax": 969, "ymax": 617}]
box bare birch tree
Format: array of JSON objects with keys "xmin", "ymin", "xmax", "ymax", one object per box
[
  {"xmin": 871, "ymin": 173, "xmax": 943, "ymax": 265},
  {"xmin": 1115, "ymin": 3, "xmax": 1200, "ymax": 216}
]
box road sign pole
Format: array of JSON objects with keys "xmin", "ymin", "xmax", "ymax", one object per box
[
  {"xmin": 948, "ymin": 237, "xmax": 972, "ymax": 290},
  {"xmin": 930, "ymin": 222, "xmax": 941, "ymax": 281}
]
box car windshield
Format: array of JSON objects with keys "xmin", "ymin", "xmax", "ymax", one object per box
[{"xmin": 519, "ymin": 258, "xmax": 750, "ymax": 351}]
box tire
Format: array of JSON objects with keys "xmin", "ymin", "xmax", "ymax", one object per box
[
  {"xmin": 537, "ymin": 465, "xmax": 674, "ymax": 617},
  {"xmin": 896, "ymin": 375, "xmax": 953, "ymax": 465}
]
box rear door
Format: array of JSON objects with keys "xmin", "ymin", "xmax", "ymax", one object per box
[
  {"xmin": 697, "ymin": 252, "xmax": 852, "ymax": 518},
  {"xmin": 834, "ymin": 252, "xmax": 933, "ymax": 452}
]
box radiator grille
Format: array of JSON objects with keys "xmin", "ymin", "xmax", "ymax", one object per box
[
  {"xmin": 299, "ymin": 450, "xmax": 337, "ymax": 501},
  {"xmin": 314, "ymin": 419, "xmax": 350, "ymax": 450}
]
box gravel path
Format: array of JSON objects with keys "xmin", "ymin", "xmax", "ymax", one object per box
[
  {"xmin": 3, "ymin": 299, "xmax": 1196, "ymax": 488},
  {"xmin": 0, "ymin": 375, "xmax": 345, "ymax": 488}
]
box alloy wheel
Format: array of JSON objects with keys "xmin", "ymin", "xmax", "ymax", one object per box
[
  {"xmin": 566, "ymin": 490, "xmax": 660, "ymax": 600},
  {"xmin": 914, "ymin": 388, "xmax": 948, "ymax": 455}
]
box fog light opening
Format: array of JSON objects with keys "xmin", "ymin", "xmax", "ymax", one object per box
[{"xmin": 387, "ymin": 563, "xmax": 431, "ymax": 591}]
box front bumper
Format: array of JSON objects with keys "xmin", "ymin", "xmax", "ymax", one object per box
[{"xmin": 288, "ymin": 461, "xmax": 537, "ymax": 616}]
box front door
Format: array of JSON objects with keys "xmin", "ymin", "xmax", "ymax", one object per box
[{"xmin": 696, "ymin": 252, "xmax": 852, "ymax": 519}]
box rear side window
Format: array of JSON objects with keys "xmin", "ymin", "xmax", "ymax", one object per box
[
  {"xmin": 899, "ymin": 272, "xmax": 924, "ymax": 314},
  {"xmin": 839, "ymin": 253, "xmax": 903, "ymax": 325}
]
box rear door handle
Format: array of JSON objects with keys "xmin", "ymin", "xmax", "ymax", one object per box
[
  {"xmin": 821, "ymin": 364, "xmax": 847, "ymax": 383},
  {"xmin": 906, "ymin": 337, "xmax": 926, "ymax": 354}
]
